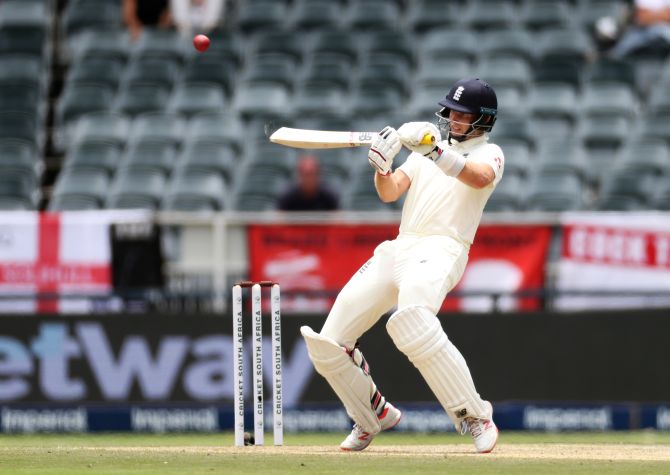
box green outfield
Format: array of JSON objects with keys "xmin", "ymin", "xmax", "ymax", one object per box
[{"xmin": 1, "ymin": 432, "xmax": 670, "ymax": 474}]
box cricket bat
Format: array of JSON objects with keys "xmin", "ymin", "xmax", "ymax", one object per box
[{"xmin": 269, "ymin": 127, "xmax": 435, "ymax": 149}]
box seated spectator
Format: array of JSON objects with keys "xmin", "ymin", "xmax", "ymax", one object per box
[
  {"xmin": 610, "ymin": 0, "xmax": 670, "ymax": 57},
  {"xmin": 277, "ymin": 155, "xmax": 339, "ymax": 211},
  {"xmin": 171, "ymin": 0, "xmax": 226, "ymax": 36},
  {"xmin": 122, "ymin": 0, "xmax": 173, "ymax": 41}
]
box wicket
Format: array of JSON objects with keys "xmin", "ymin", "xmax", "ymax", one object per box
[{"xmin": 232, "ymin": 281, "xmax": 283, "ymax": 447}]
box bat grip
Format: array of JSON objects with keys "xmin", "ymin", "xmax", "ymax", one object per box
[{"xmin": 420, "ymin": 133, "xmax": 436, "ymax": 145}]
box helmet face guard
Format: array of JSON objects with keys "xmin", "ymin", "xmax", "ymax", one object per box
[{"xmin": 435, "ymin": 78, "xmax": 498, "ymax": 142}]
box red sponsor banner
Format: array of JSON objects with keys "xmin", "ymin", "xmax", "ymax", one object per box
[{"xmin": 248, "ymin": 224, "xmax": 552, "ymax": 312}]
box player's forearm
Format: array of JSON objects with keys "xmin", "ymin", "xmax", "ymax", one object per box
[
  {"xmin": 456, "ymin": 162, "xmax": 495, "ymax": 189},
  {"xmin": 637, "ymin": 8, "xmax": 670, "ymax": 26},
  {"xmin": 374, "ymin": 172, "xmax": 401, "ymax": 202}
]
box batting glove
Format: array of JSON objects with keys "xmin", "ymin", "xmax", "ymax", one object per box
[
  {"xmin": 397, "ymin": 122, "xmax": 441, "ymax": 156},
  {"xmin": 368, "ymin": 126, "xmax": 401, "ymax": 175}
]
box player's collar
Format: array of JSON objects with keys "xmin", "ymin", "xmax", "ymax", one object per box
[{"xmin": 448, "ymin": 134, "xmax": 489, "ymax": 153}]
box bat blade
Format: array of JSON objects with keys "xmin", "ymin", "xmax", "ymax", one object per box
[{"xmin": 269, "ymin": 127, "xmax": 376, "ymax": 149}]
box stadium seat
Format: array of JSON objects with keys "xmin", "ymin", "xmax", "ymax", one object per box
[
  {"xmin": 0, "ymin": 1, "xmax": 49, "ymax": 31},
  {"xmin": 248, "ymin": 142, "xmax": 296, "ymax": 178},
  {"xmin": 49, "ymin": 194, "xmax": 102, "ymax": 211},
  {"xmin": 302, "ymin": 53, "xmax": 352, "ymax": 90},
  {"xmin": 533, "ymin": 57, "xmax": 582, "ymax": 89},
  {"xmin": 253, "ymin": 31, "xmax": 304, "ymax": 65},
  {"xmin": 0, "ymin": 27, "xmax": 47, "ymax": 57},
  {"xmin": 415, "ymin": 56, "xmax": 472, "ymax": 90},
  {"xmin": 586, "ymin": 58, "xmax": 637, "ymax": 88},
  {"xmin": 520, "ymin": 1, "xmax": 571, "ymax": 30},
  {"xmin": 168, "ymin": 83, "xmax": 226, "ymax": 117},
  {"xmin": 535, "ymin": 28, "xmax": 593, "ymax": 66},
  {"xmin": 647, "ymin": 85, "xmax": 670, "ymax": 114},
  {"xmin": 56, "ymin": 83, "xmax": 114, "ymax": 126},
  {"xmin": 0, "ymin": 110, "xmax": 39, "ymax": 145},
  {"xmin": 616, "ymin": 138, "xmax": 670, "ymax": 176},
  {"xmin": 292, "ymin": 0, "xmax": 341, "ymax": 30},
  {"xmin": 653, "ymin": 181, "xmax": 670, "ymax": 210},
  {"xmin": 130, "ymin": 113, "xmax": 186, "ymax": 146},
  {"xmin": 484, "ymin": 174, "xmax": 525, "ymax": 211},
  {"xmin": 348, "ymin": 0, "xmax": 401, "ymax": 31},
  {"xmin": 70, "ymin": 111, "xmax": 131, "ymax": 147},
  {"xmin": 597, "ymin": 170, "xmax": 658, "ymax": 209},
  {"xmin": 349, "ymin": 83, "xmax": 403, "ymax": 117},
  {"xmin": 201, "ymin": 30, "xmax": 244, "ymax": 66},
  {"xmin": 480, "ymin": 29, "xmax": 535, "ymax": 62},
  {"xmin": 293, "ymin": 80, "xmax": 346, "ymax": 117},
  {"xmin": 67, "ymin": 57, "xmax": 124, "ymax": 88},
  {"xmin": 525, "ymin": 172, "xmax": 586, "ymax": 211},
  {"xmin": 576, "ymin": 0, "xmax": 627, "ymax": 29},
  {"xmin": 114, "ymin": 82, "xmax": 170, "ymax": 117},
  {"xmin": 234, "ymin": 82, "xmax": 291, "ymax": 120},
  {"xmin": 107, "ymin": 168, "xmax": 167, "ymax": 210},
  {"xmin": 243, "ymin": 53, "xmax": 297, "ymax": 90},
  {"xmin": 233, "ymin": 192, "xmax": 279, "ymax": 211},
  {"xmin": 637, "ymin": 112, "xmax": 670, "ymax": 142},
  {"xmin": 0, "ymin": 196, "xmax": 34, "ymax": 210},
  {"xmin": 0, "ymin": 138, "xmax": 41, "ymax": 182},
  {"xmin": 186, "ymin": 112, "xmax": 243, "ymax": 151},
  {"xmin": 423, "ymin": 29, "xmax": 478, "ymax": 62},
  {"xmin": 580, "ymin": 115, "xmax": 629, "ymax": 149},
  {"xmin": 132, "ymin": 29, "xmax": 185, "ymax": 63},
  {"xmin": 0, "ymin": 83, "xmax": 41, "ymax": 115},
  {"xmin": 527, "ymin": 84, "xmax": 578, "ymax": 122},
  {"xmin": 366, "ymin": 31, "xmax": 415, "ymax": 68},
  {"xmin": 122, "ymin": 139, "xmax": 177, "ymax": 175},
  {"xmin": 178, "ymin": 141, "xmax": 237, "ymax": 182},
  {"xmin": 70, "ymin": 29, "xmax": 131, "ymax": 63},
  {"xmin": 357, "ymin": 54, "xmax": 409, "ymax": 96},
  {"xmin": 236, "ymin": 0, "xmax": 288, "ymax": 33},
  {"xmin": 311, "ymin": 30, "xmax": 360, "ymax": 64},
  {"xmin": 405, "ymin": 0, "xmax": 456, "ymax": 31},
  {"xmin": 123, "ymin": 57, "xmax": 179, "ymax": 86},
  {"xmin": 464, "ymin": 0, "xmax": 516, "ymax": 30},
  {"xmin": 490, "ymin": 113, "xmax": 534, "ymax": 147},
  {"xmin": 64, "ymin": 140, "xmax": 122, "ymax": 174},
  {"xmin": 0, "ymin": 55, "xmax": 44, "ymax": 90},
  {"xmin": 60, "ymin": 2, "xmax": 121, "ymax": 37},
  {"xmin": 407, "ymin": 84, "xmax": 451, "ymax": 117},
  {"xmin": 52, "ymin": 169, "xmax": 110, "ymax": 204},
  {"xmin": 164, "ymin": 171, "xmax": 227, "ymax": 211},
  {"xmin": 182, "ymin": 56, "xmax": 236, "ymax": 96},
  {"xmin": 535, "ymin": 140, "xmax": 590, "ymax": 183},
  {"xmin": 495, "ymin": 139, "xmax": 532, "ymax": 180},
  {"xmin": 478, "ymin": 57, "xmax": 531, "ymax": 92},
  {"xmin": 581, "ymin": 83, "xmax": 637, "ymax": 118}
]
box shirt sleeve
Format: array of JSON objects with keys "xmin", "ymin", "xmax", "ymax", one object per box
[
  {"xmin": 471, "ymin": 144, "xmax": 505, "ymax": 187},
  {"xmin": 397, "ymin": 152, "xmax": 424, "ymax": 181}
]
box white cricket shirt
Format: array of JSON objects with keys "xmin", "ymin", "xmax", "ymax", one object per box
[{"xmin": 397, "ymin": 134, "xmax": 504, "ymax": 245}]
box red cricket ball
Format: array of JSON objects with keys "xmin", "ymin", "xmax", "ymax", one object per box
[{"xmin": 193, "ymin": 34, "xmax": 210, "ymax": 52}]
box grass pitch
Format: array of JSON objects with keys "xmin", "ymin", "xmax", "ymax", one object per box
[{"xmin": 1, "ymin": 431, "xmax": 669, "ymax": 474}]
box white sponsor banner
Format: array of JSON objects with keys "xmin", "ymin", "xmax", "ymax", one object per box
[
  {"xmin": 556, "ymin": 212, "xmax": 670, "ymax": 310},
  {"xmin": 0, "ymin": 211, "xmax": 149, "ymax": 313}
]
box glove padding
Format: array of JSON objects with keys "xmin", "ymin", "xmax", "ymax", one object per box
[
  {"xmin": 397, "ymin": 122, "xmax": 441, "ymax": 156},
  {"xmin": 368, "ymin": 126, "xmax": 401, "ymax": 175},
  {"xmin": 431, "ymin": 141, "xmax": 467, "ymax": 177}
]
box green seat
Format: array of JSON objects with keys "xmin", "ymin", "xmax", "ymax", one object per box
[
  {"xmin": 293, "ymin": 0, "xmax": 341, "ymax": 30},
  {"xmin": 57, "ymin": 83, "xmax": 114, "ymax": 126},
  {"xmin": 637, "ymin": 112, "xmax": 670, "ymax": 141},
  {"xmin": 464, "ymin": 0, "xmax": 516, "ymax": 30},
  {"xmin": 0, "ymin": 170, "xmax": 39, "ymax": 205},
  {"xmin": 0, "ymin": 27, "xmax": 47, "ymax": 57},
  {"xmin": 130, "ymin": 112, "xmax": 186, "ymax": 146},
  {"xmin": 293, "ymin": 80, "xmax": 346, "ymax": 117},
  {"xmin": 132, "ymin": 28, "xmax": 185, "ymax": 62},
  {"xmin": 182, "ymin": 56, "xmax": 236, "ymax": 95},
  {"xmin": 525, "ymin": 172, "xmax": 586, "ymax": 211},
  {"xmin": 0, "ymin": 196, "xmax": 34, "ymax": 210},
  {"xmin": 123, "ymin": 139, "xmax": 177, "ymax": 174},
  {"xmin": 303, "ymin": 53, "xmax": 352, "ymax": 90},
  {"xmin": 480, "ymin": 29, "xmax": 535, "ymax": 62},
  {"xmin": 533, "ymin": 57, "xmax": 582, "ymax": 89},
  {"xmin": 598, "ymin": 170, "xmax": 657, "ymax": 208},
  {"xmin": 0, "ymin": 83, "xmax": 41, "ymax": 114},
  {"xmin": 49, "ymin": 194, "xmax": 101, "ymax": 211},
  {"xmin": 0, "ymin": 138, "xmax": 41, "ymax": 181},
  {"xmin": 114, "ymin": 82, "xmax": 170, "ymax": 116},
  {"xmin": 406, "ymin": 0, "xmax": 457, "ymax": 31},
  {"xmin": 168, "ymin": 83, "xmax": 226, "ymax": 117},
  {"xmin": 536, "ymin": 139, "xmax": 590, "ymax": 181},
  {"xmin": 407, "ymin": 84, "xmax": 450, "ymax": 117},
  {"xmin": 200, "ymin": 30, "xmax": 244, "ymax": 66},
  {"xmin": 64, "ymin": 139, "xmax": 121, "ymax": 174},
  {"xmin": 490, "ymin": 113, "xmax": 533, "ymax": 146},
  {"xmin": 348, "ymin": 0, "xmax": 400, "ymax": 30},
  {"xmin": 248, "ymin": 143, "xmax": 296, "ymax": 178},
  {"xmin": 367, "ymin": 31, "xmax": 415, "ymax": 68},
  {"xmin": 581, "ymin": 83, "xmax": 637, "ymax": 118},
  {"xmin": 0, "ymin": 1, "xmax": 49, "ymax": 30},
  {"xmin": 0, "ymin": 110, "xmax": 38, "ymax": 145},
  {"xmin": 234, "ymin": 82, "xmax": 290, "ymax": 120},
  {"xmin": 124, "ymin": 57, "xmax": 179, "ymax": 86},
  {"xmin": 233, "ymin": 192, "xmax": 278, "ymax": 211},
  {"xmin": 528, "ymin": 84, "xmax": 578, "ymax": 122},
  {"xmin": 653, "ymin": 180, "xmax": 670, "ymax": 210},
  {"xmin": 70, "ymin": 29, "xmax": 130, "ymax": 63},
  {"xmin": 243, "ymin": 54, "xmax": 296, "ymax": 90},
  {"xmin": 415, "ymin": 55, "xmax": 472, "ymax": 89},
  {"xmin": 164, "ymin": 171, "xmax": 227, "ymax": 210},
  {"xmin": 495, "ymin": 139, "xmax": 531, "ymax": 179},
  {"xmin": 68, "ymin": 57, "xmax": 124, "ymax": 88},
  {"xmin": 312, "ymin": 30, "xmax": 359, "ymax": 64},
  {"xmin": 52, "ymin": 169, "xmax": 109, "ymax": 203},
  {"xmin": 107, "ymin": 168, "xmax": 166, "ymax": 208},
  {"xmin": 617, "ymin": 138, "xmax": 669, "ymax": 175},
  {"xmin": 478, "ymin": 57, "xmax": 531, "ymax": 92},
  {"xmin": 179, "ymin": 141, "xmax": 237, "ymax": 182},
  {"xmin": 236, "ymin": 0, "xmax": 287, "ymax": 33},
  {"xmin": 521, "ymin": 1, "xmax": 570, "ymax": 30},
  {"xmin": 187, "ymin": 112, "xmax": 243, "ymax": 151},
  {"xmin": 580, "ymin": 115, "xmax": 628, "ymax": 149},
  {"xmin": 485, "ymin": 174, "xmax": 525, "ymax": 211},
  {"xmin": 536, "ymin": 28, "xmax": 593, "ymax": 65},
  {"xmin": 60, "ymin": 2, "xmax": 121, "ymax": 36},
  {"xmin": 648, "ymin": 86, "xmax": 670, "ymax": 114},
  {"xmin": 254, "ymin": 31, "xmax": 304, "ymax": 65},
  {"xmin": 577, "ymin": 0, "xmax": 627, "ymax": 29},
  {"xmin": 358, "ymin": 53, "xmax": 409, "ymax": 95},
  {"xmin": 350, "ymin": 83, "xmax": 403, "ymax": 117},
  {"xmin": 0, "ymin": 55, "xmax": 44, "ymax": 89},
  {"xmin": 71, "ymin": 111, "xmax": 130, "ymax": 147},
  {"xmin": 587, "ymin": 58, "xmax": 637, "ymax": 88},
  {"xmin": 423, "ymin": 29, "xmax": 478, "ymax": 61}
]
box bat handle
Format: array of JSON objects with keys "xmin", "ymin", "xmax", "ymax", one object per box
[{"xmin": 420, "ymin": 133, "xmax": 436, "ymax": 145}]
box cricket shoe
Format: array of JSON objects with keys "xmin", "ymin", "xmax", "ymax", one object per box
[
  {"xmin": 340, "ymin": 402, "xmax": 402, "ymax": 452},
  {"xmin": 461, "ymin": 401, "xmax": 498, "ymax": 453}
]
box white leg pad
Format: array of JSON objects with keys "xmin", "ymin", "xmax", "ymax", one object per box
[
  {"xmin": 386, "ymin": 306, "xmax": 491, "ymax": 429},
  {"xmin": 301, "ymin": 326, "xmax": 382, "ymax": 434}
]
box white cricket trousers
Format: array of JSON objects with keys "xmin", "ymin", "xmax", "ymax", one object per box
[{"xmin": 321, "ymin": 234, "xmax": 469, "ymax": 349}]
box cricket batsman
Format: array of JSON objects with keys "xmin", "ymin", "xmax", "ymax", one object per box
[{"xmin": 300, "ymin": 78, "xmax": 504, "ymax": 453}]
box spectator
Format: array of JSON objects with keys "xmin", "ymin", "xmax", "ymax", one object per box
[
  {"xmin": 122, "ymin": 0, "xmax": 173, "ymax": 41},
  {"xmin": 610, "ymin": 0, "xmax": 670, "ymax": 58},
  {"xmin": 171, "ymin": 0, "xmax": 226, "ymax": 36},
  {"xmin": 277, "ymin": 155, "xmax": 339, "ymax": 211}
]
